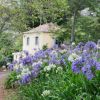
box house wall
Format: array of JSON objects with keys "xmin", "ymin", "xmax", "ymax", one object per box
[
  {"xmin": 12, "ymin": 52, "xmax": 22, "ymax": 61},
  {"xmin": 41, "ymin": 33, "xmax": 55, "ymax": 48},
  {"xmin": 23, "ymin": 32, "xmax": 55, "ymax": 54}
]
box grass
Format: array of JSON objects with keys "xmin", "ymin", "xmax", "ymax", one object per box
[{"xmin": 5, "ymin": 89, "xmax": 19, "ymax": 100}]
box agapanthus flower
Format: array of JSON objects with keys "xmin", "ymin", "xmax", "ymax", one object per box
[
  {"xmin": 60, "ymin": 49, "xmax": 67, "ymax": 54},
  {"xmin": 23, "ymin": 50, "xmax": 29, "ymax": 56},
  {"xmin": 31, "ymin": 61, "xmax": 42, "ymax": 78},
  {"xmin": 85, "ymin": 70, "xmax": 94, "ymax": 80},
  {"xmin": 84, "ymin": 41, "xmax": 97, "ymax": 51},
  {"xmin": 44, "ymin": 64, "xmax": 56, "ymax": 72},
  {"xmin": 13, "ymin": 60, "xmax": 18, "ymax": 65},
  {"xmin": 9, "ymin": 41, "xmax": 99, "ymax": 83},
  {"xmin": 22, "ymin": 55, "xmax": 33, "ymax": 65},
  {"xmin": 41, "ymin": 90, "xmax": 51, "ymax": 97},
  {"xmin": 17, "ymin": 68, "xmax": 31, "ymax": 84},
  {"xmin": 81, "ymin": 65, "xmax": 91, "ymax": 74},
  {"xmin": 96, "ymin": 62, "xmax": 100, "ymax": 70},
  {"xmin": 49, "ymin": 54, "xmax": 59, "ymax": 64},
  {"xmin": 78, "ymin": 58, "xmax": 100, "ymax": 80},
  {"xmin": 68, "ymin": 53, "xmax": 81, "ymax": 62},
  {"xmin": 32, "ymin": 55, "xmax": 38, "ymax": 61},
  {"xmin": 8, "ymin": 64, "xmax": 14, "ymax": 71},
  {"xmin": 50, "ymin": 50, "xmax": 58, "ymax": 57},
  {"xmin": 82, "ymin": 50, "xmax": 91, "ymax": 61},
  {"xmin": 21, "ymin": 74, "xmax": 31, "ymax": 84},
  {"xmin": 33, "ymin": 63, "xmax": 41, "ymax": 71},
  {"xmin": 72, "ymin": 42, "xmax": 76, "ymax": 46},
  {"xmin": 60, "ymin": 58, "xmax": 66, "ymax": 65},
  {"xmin": 72, "ymin": 59, "xmax": 84, "ymax": 73},
  {"xmin": 31, "ymin": 70, "xmax": 39, "ymax": 78},
  {"xmin": 77, "ymin": 42, "xmax": 84, "ymax": 48},
  {"xmin": 45, "ymin": 48, "xmax": 52, "ymax": 54},
  {"xmin": 13, "ymin": 64, "xmax": 19, "ymax": 70},
  {"xmin": 56, "ymin": 67, "xmax": 63, "ymax": 73},
  {"xmin": 88, "ymin": 59, "xmax": 97, "ymax": 67}
]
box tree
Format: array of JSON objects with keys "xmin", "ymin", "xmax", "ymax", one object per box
[
  {"xmin": 19, "ymin": 0, "xmax": 69, "ymax": 28},
  {"xmin": 0, "ymin": 0, "xmax": 24, "ymax": 62},
  {"xmin": 67, "ymin": 0, "xmax": 99, "ymax": 43}
]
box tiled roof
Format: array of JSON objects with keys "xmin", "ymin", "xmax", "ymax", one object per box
[{"xmin": 23, "ymin": 23, "xmax": 59, "ymax": 34}]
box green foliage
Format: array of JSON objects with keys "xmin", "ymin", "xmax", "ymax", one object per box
[
  {"xmin": 54, "ymin": 29, "xmax": 69, "ymax": 43},
  {"xmin": 0, "ymin": 32, "xmax": 14, "ymax": 66},
  {"xmin": 18, "ymin": 64, "xmax": 100, "ymax": 100},
  {"xmin": 5, "ymin": 71, "xmax": 18, "ymax": 89},
  {"xmin": 0, "ymin": 0, "xmax": 26, "ymax": 63},
  {"xmin": 75, "ymin": 16, "xmax": 100, "ymax": 42},
  {"xmin": 0, "ymin": 32, "xmax": 14, "ymax": 63},
  {"xmin": 19, "ymin": 0, "xmax": 69, "ymax": 28},
  {"xmin": 13, "ymin": 34, "xmax": 23, "ymax": 52},
  {"xmin": 42, "ymin": 44, "xmax": 48, "ymax": 51},
  {"xmin": 0, "ymin": 60, "xmax": 6, "ymax": 68}
]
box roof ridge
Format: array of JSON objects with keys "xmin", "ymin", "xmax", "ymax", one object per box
[{"xmin": 23, "ymin": 23, "xmax": 59, "ymax": 34}]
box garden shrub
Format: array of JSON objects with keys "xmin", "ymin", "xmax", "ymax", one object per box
[
  {"xmin": 8, "ymin": 41, "xmax": 100, "ymax": 100},
  {"xmin": 42, "ymin": 44, "xmax": 48, "ymax": 50},
  {"xmin": 5, "ymin": 71, "xmax": 18, "ymax": 89},
  {"xmin": 0, "ymin": 60, "xmax": 6, "ymax": 68},
  {"xmin": 18, "ymin": 67, "xmax": 100, "ymax": 100}
]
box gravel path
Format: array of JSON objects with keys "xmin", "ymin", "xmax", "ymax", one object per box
[{"xmin": 0, "ymin": 71, "xmax": 8, "ymax": 100}]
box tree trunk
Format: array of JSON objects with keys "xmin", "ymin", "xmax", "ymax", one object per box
[{"xmin": 71, "ymin": 11, "xmax": 76, "ymax": 43}]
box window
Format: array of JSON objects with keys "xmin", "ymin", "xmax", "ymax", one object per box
[
  {"xmin": 55, "ymin": 40, "xmax": 58, "ymax": 45},
  {"xmin": 27, "ymin": 37, "xmax": 30, "ymax": 45},
  {"xmin": 55, "ymin": 40, "xmax": 61, "ymax": 47},
  {"xmin": 35, "ymin": 37, "xmax": 39, "ymax": 45}
]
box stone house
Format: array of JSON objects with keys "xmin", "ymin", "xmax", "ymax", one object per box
[{"xmin": 13, "ymin": 23, "xmax": 59, "ymax": 61}]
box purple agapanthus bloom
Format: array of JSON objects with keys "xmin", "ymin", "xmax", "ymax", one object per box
[
  {"xmin": 22, "ymin": 55, "xmax": 33, "ymax": 65},
  {"xmin": 31, "ymin": 70, "xmax": 39, "ymax": 78},
  {"xmin": 96, "ymin": 62, "xmax": 100, "ymax": 70},
  {"xmin": 49, "ymin": 54, "xmax": 60, "ymax": 65},
  {"xmin": 84, "ymin": 41, "xmax": 97, "ymax": 51},
  {"xmin": 72, "ymin": 59, "xmax": 84, "ymax": 73},
  {"xmin": 60, "ymin": 58, "xmax": 66, "ymax": 65},
  {"xmin": 45, "ymin": 49, "xmax": 52, "ymax": 54},
  {"xmin": 33, "ymin": 63, "xmax": 42, "ymax": 71},
  {"xmin": 55, "ymin": 60, "xmax": 61, "ymax": 65},
  {"xmin": 33, "ymin": 50, "xmax": 46, "ymax": 59},
  {"xmin": 23, "ymin": 50, "xmax": 29, "ymax": 56},
  {"xmin": 21, "ymin": 74, "xmax": 31, "ymax": 84},
  {"xmin": 13, "ymin": 60, "xmax": 17, "ymax": 64},
  {"xmin": 82, "ymin": 50, "xmax": 91, "ymax": 60},
  {"xmin": 8, "ymin": 64, "xmax": 14, "ymax": 71},
  {"xmin": 16, "ymin": 68, "xmax": 21, "ymax": 73},
  {"xmin": 31, "ymin": 62, "xmax": 42, "ymax": 78},
  {"xmin": 88, "ymin": 59, "xmax": 97, "ymax": 67},
  {"xmin": 82, "ymin": 65, "xmax": 91, "ymax": 74},
  {"xmin": 32, "ymin": 55, "xmax": 38, "ymax": 61},
  {"xmin": 75, "ymin": 42, "xmax": 84, "ymax": 51},
  {"xmin": 85, "ymin": 70, "xmax": 94, "ymax": 80},
  {"xmin": 82, "ymin": 66, "xmax": 94, "ymax": 80}
]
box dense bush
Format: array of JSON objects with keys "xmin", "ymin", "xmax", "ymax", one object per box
[
  {"xmin": 8, "ymin": 41, "xmax": 100, "ymax": 100},
  {"xmin": 5, "ymin": 71, "xmax": 18, "ymax": 89},
  {"xmin": 0, "ymin": 60, "xmax": 6, "ymax": 68},
  {"xmin": 42, "ymin": 44, "xmax": 48, "ymax": 50},
  {"xmin": 0, "ymin": 54, "xmax": 13, "ymax": 68},
  {"xmin": 19, "ymin": 67, "xmax": 100, "ymax": 100}
]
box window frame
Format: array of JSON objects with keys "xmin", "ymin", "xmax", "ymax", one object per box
[
  {"xmin": 26, "ymin": 37, "xmax": 30, "ymax": 46},
  {"xmin": 35, "ymin": 36, "xmax": 39, "ymax": 45}
]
